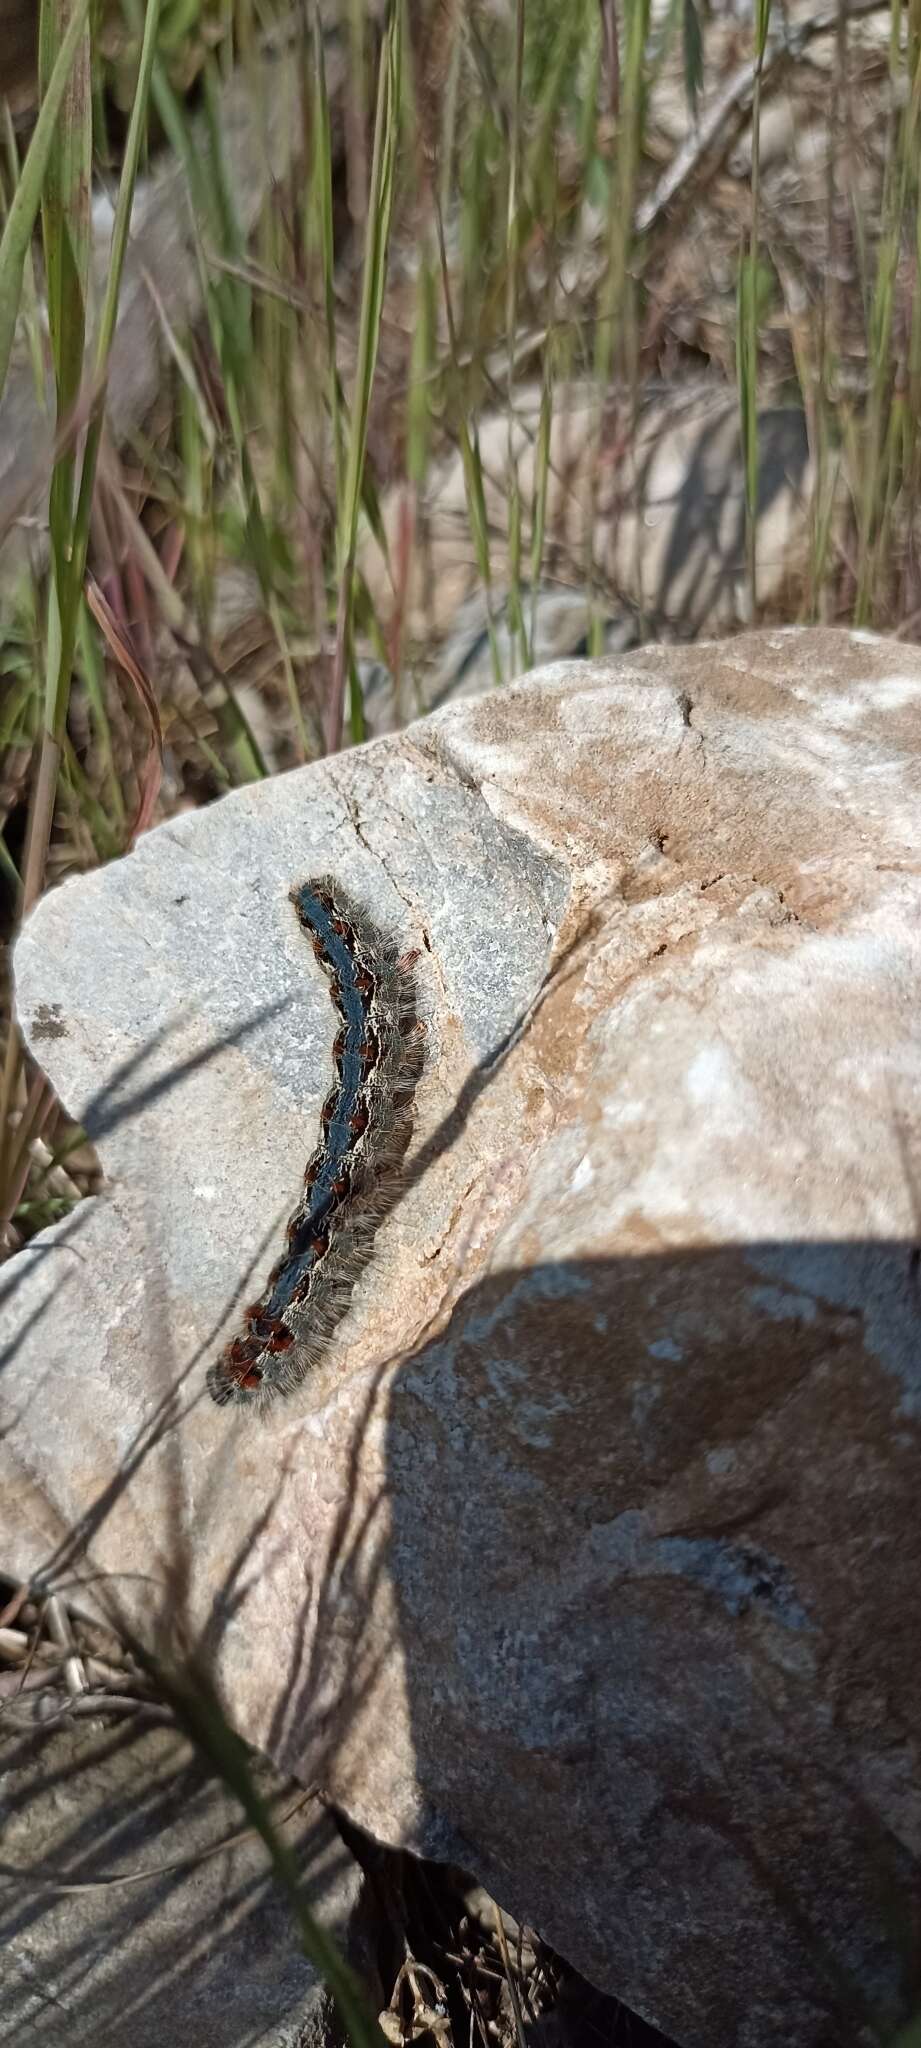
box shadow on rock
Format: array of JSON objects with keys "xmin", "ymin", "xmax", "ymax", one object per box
[{"xmin": 368, "ymin": 1240, "xmax": 921, "ymax": 2048}]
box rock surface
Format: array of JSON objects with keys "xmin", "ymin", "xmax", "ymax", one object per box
[
  {"xmin": 358, "ymin": 388, "xmax": 813, "ymax": 651},
  {"xmin": 4, "ymin": 628, "xmax": 921, "ymax": 2048},
  {"xmin": 0, "ymin": 1717, "xmax": 368, "ymax": 2048}
]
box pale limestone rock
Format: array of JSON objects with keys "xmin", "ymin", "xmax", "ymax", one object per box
[
  {"xmin": 4, "ymin": 628, "xmax": 921, "ymax": 2048},
  {"xmin": 358, "ymin": 388, "xmax": 812, "ymax": 650},
  {"xmin": 0, "ymin": 1718, "xmax": 367, "ymax": 2048}
]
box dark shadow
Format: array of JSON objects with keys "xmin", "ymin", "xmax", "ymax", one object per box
[
  {"xmin": 334, "ymin": 1809, "xmax": 677, "ymax": 2048},
  {"xmin": 638, "ymin": 406, "xmax": 811, "ymax": 639},
  {"xmin": 6, "ymin": 1024, "xmax": 921, "ymax": 2048},
  {"xmin": 354, "ymin": 1240, "xmax": 920, "ymax": 2048}
]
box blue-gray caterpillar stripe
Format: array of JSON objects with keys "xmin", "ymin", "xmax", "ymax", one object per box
[{"xmin": 208, "ymin": 878, "xmax": 423, "ymax": 1416}]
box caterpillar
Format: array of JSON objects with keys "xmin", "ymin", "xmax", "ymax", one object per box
[{"xmin": 207, "ymin": 877, "xmax": 423, "ymax": 1416}]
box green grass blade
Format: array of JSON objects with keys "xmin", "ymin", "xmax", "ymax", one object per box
[
  {"xmin": 407, "ymin": 250, "xmax": 436, "ymax": 489},
  {"xmin": 504, "ymin": 0, "xmax": 525, "ymax": 680},
  {"xmin": 738, "ymin": 0, "xmax": 772, "ymax": 615},
  {"xmin": 526, "ymin": 0, "xmax": 588, "ymax": 201},
  {"xmin": 39, "ymin": 0, "xmax": 91, "ymax": 663},
  {"xmin": 0, "ymin": 0, "xmax": 92, "ymax": 399},
  {"xmin": 39, "ymin": 0, "xmax": 91, "ymax": 418},
  {"xmin": 311, "ymin": 5, "xmax": 343, "ymax": 512},
  {"xmin": 329, "ymin": 0, "xmax": 402, "ymax": 749},
  {"xmin": 528, "ymin": 354, "xmax": 554, "ymax": 663},
  {"xmin": 27, "ymin": 0, "xmax": 93, "ymax": 916},
  {"xmin": 128, "ymin": 1652, "xmax": 387, "ymax": 2048},
  {"xmin": 460, "ymin": 419, "xmax": 502, "ymax": 683},
  {"xmin": 53, "ymin": 0, "xmax": 165, "ymax": 740},
  {"xmin": 587, "ymin": 0, "xmax": 649, "ymax": 651},
  {"xmin": 736, "ymin": 250, "xmax": 758, "ymax": 614},
  {"xmin": 1, "ymin": 106, "xmax": 47, "ymax": 408},
  {"xmin": 339, "ymin": 1, "xmax": 401, "ymax": 571}
]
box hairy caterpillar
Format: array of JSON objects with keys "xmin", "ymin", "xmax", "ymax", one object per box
[{"xmin": 208, "ymin": 878, "xmax": 423, "ymax": 1415}]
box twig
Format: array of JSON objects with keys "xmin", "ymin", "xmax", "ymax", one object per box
[
  {"xmin": 46, "ymin": 1593, "xmax": 88, "ymax": 1698},
  {"xmin": 636, "ymin": 0, "xmax": 890, "ymax": 236},
  {"xmin": 0, "ymin": 1584, "xmax": 31, "ymax": 1630}
]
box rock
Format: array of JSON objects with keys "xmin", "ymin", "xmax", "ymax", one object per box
[
  {"xmin": 355, "ymin": 583, "xmax": 640, "ymax": 735},
  {"xmin": 358, "ymin": 387, "xmax": 813, "ymax": 653},
  {"xmin": 0, "ymin": 1716, "xmax": 370, "ymax": 2048},
  {"xmin": 4, "ymin": 626, "xmax": 921, "ymax": 2048}
]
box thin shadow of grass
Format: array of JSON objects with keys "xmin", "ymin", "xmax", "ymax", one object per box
[
  {"xmin": 0, "ymin": 1206, "xmax": 90, "ymax": 1383},
  {"xmin": 79, "ymin": 996, "xmax": 288, "ymax": 1145},
  {"xmin": 4, "ymin": 1357, "xmax": 388, "ymax": 2048},
  {"xmin": 262, "ymin": 1353, "xmax": 399, "ymax": 1776},
  {"xmin": 0, "ymin": 1710, "xmax": 351, "ymax": 2046},
  {"xmin": 1, "ymin": 895, "xmax": 600, "ymax": 2045}
]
